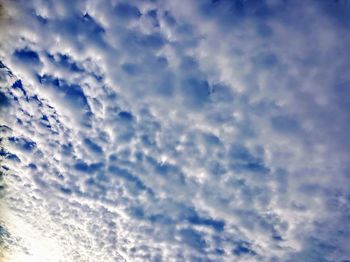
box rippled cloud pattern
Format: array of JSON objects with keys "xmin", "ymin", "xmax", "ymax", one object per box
[{"xmin": 0, "ymin": 0, "xmax": 350, "ymax": 261}]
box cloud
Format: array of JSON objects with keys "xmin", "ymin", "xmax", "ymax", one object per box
[{"xmin": 0, "ymin": 0, "xmax": 350, "ymax": 261}]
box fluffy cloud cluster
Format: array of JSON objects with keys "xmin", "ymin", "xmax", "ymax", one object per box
[{"xmin": 0, "ymin": 0, "xmax": 350, "ymax": 261}]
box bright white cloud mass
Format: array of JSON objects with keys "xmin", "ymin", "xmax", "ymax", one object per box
[{"xmin": 0, "ymin": 0, "xmax": 350, "ymax": 261}]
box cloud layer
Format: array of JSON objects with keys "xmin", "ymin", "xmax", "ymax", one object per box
[{"xmin": 1, "ymin": 0, "xmax": 350, "ymax": 261}]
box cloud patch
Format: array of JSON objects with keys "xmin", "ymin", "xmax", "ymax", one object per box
[{"xmin": 0, "ymin": 0, "xmax": 350, "ymax": 261}]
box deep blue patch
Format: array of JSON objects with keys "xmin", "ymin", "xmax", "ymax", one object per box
[
  {"xmin": 12, "ymin": 80, "xmax": 23, "ymax": 88},
  {"xmin": 135, "ymin": 151, "xmax": 144, "ymax": 161},
  {"xmin": 319, "ymin": 0, "xmax": 350, "ymax": 28},
  {"xmin": 117, "ymin": 130, "xmax": 135, "ymax": 142},
  {"xmin": 129, "ymin": 206, "xmax": 145, "ymax": 219},
  {"xmin": 61, "ymin": 143, "xmax": 73, "ymax": 155},
  {"xmin": 152, "ymin": 162, "xmax": 185, "ymax": 185},
  {"xmin": 233, "ymin": 242, "xmax": 256, "ymax": 256},
  {"xmin": 220, "ymin": 0, "xmax": 271, "ymax": 18},
  {"xmin": 60, "ymin": 186, "xmax": 72, "ymax": 195},
  {"xmin": 13, "ymin": 48, "xmax": 40, "ymax": 64},
  {"xmin": 141, "ymin": 135, "xmax": 155, "ymax": 146},
  {"xmin": 1, "ymin": 165, "xmax": 9, "ymax": 171},
  {"xmin": 0, "ymin": 92, "xmax": 10, "ymax": 107},
  {"xmin": 0, "ymin": 148, "xmax": 6, "ymax": 157},
  {"xmin": 272, "ymin": 234, "xmax": 283, "ymax": 241},
  {"xmin": 179, "ymin": 228, "xmax": 207, "ymax": 251},
  {"xmin": 108, "ymin": 165, "xmax": 147, "ymax": 191},
  {"xmin": 118, "ymin": 111, "xmax": 133, "ymax": 121},
  {"xmin": 233, "ymin": 245, "xmax": 250, "ymax": 255},
  {"xmin": 38, "ymin": 74, "xmax": 89, "ymax": 109},
  {"xmin": 47, "ymin": 53, "xmax": 83, "ymax": 73},
  {"xmin": 82, "ymin": 13, "xmax": 106, "ymax": 35},
  {"xmin": 229, "ymin": 144, "xmax": 253, "ymax": 161},
  {"xmin": 209, "ymin": 161, "xmax": 226, "ymax": 176},
  {"xmin": 8, "ymin": 136, "xmax": 36, "ymax": 152},
  {"xmin": 65, "ymin": 84, "xmax": 89, "ymax": 108},
  {"xmin": 210, "ymin": 84, "xmax": 234, "ymax": 102},
  {"xmin": 74, "ymin": 161, "xmax": 103, "ymax": 173},
  {"xmin": 0, "ymin": 61, "xmax": 6, "ymax": 68},
  {"xmin": 232, "ymin": 162, "xmax": 269, "ymax": 174},
  {"xmin": 74, "ymin": 161, "xmax": 89, "ymax": 172},
  {"xmin": 180, "ymin": 56, "xmax": 198, "ymax": 72},
  {"xmin": 214, "ymin": 248, "xmax": 225, "ymax": 255},
  {"xmin": 182, "ymin": 78, "xmax": 211, "ymax": 108},
  {"xmin": 147, "ymin": 9, "xmax": 157, "ymax": 18},
  {"xmin": 187, "ymin": 213, "xmax": 225, "ymax": 232},
  {"xmin": 229, "ymin": 144, "xmax": 269, "ymax": 174},
  {"xmin": 121, "ymin": 63, "xmax": 141, "ymax": 76},
  {"xmin": 233, "ymin": 0, "xmax": 246, "ymax": 17},
  {"xmin": 12, "ymin": 80, "xmax": 28, "ymax": 97},
  {"xmin": 334, "ymin": 81, "xmax": 350, "ymax": 109},
  {"xmin": 155, "ymin": 56, "xmax": 168, "ymax": 68},
  {"xmin": 128, "ymin": 207, "xmax": 172, "ymax": 224},
  {"xmin": 28, "ymin": 163, "xmax": 37, "ymax": 170},
  {"xmin": 148, "ymin": 214, "xmax": 173, "ymax": 224},
  {"xmin": 84, "ymin": 138, "xmax": 103, "ymax": 154},
  {"xmin": 139, "ymin": 33, "xmax": 165, "ymax": 49},
  {"xmin": 28, "ymin": 95, "xmax": 43, "ymax": 107},
  {"xmin": 155, "ymin": 163, "xmax": 177, "ymax": 175},
  {"xmin": 41, "ymin": 115, "xmax": 49, "ymax": 122},
  {"xmin": 201, "ymin": 0, "xmax": 274, "ymax": 32},
  {"xmin": 154, "ymin": 73, "xmax": 175, "ymax": 96},
  {"xmin": 147, "ymin": 9, "xmax": 159, "ymax": 27},
  {"xmin": 203, "ymin": 133, "xmax": 221, "ymax": 145},
  {"xmin": 36, "ymin": 14, "xmax": 48, "ymax": 25},
  {"xmin": 163, "ymin": 11, "xmax": 176, "ymax": 26},
  {"xmin": 6, "ymin": 153, "xmax": 20, "ymax": 162},
  {"xmin": 115, "ymin": 3, "xmax": 142, "ymax": 20}
]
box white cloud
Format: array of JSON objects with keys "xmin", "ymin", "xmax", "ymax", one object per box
[{"xmin": 1, "ymin": 0, "xmax": 350, "ymax": 261}]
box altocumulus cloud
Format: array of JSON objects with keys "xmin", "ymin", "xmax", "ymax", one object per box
[{"xmin": 0, "ymin": 0, "xmax": 350, "ymax": 261}]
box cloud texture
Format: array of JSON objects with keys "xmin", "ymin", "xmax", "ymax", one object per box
[{"xmin": 0, "ymin": 0, "xmax": 350, "ymax": 261}]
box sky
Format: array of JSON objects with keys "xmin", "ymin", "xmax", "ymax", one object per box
[{"xmin": 0, "ymin": 0, "xmax": 350, "ymax": 261}]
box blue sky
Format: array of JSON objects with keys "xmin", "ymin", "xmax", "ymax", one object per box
[{"xmin": 0, "ymin": 0, "xmax": 350, "ymax": 261}]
